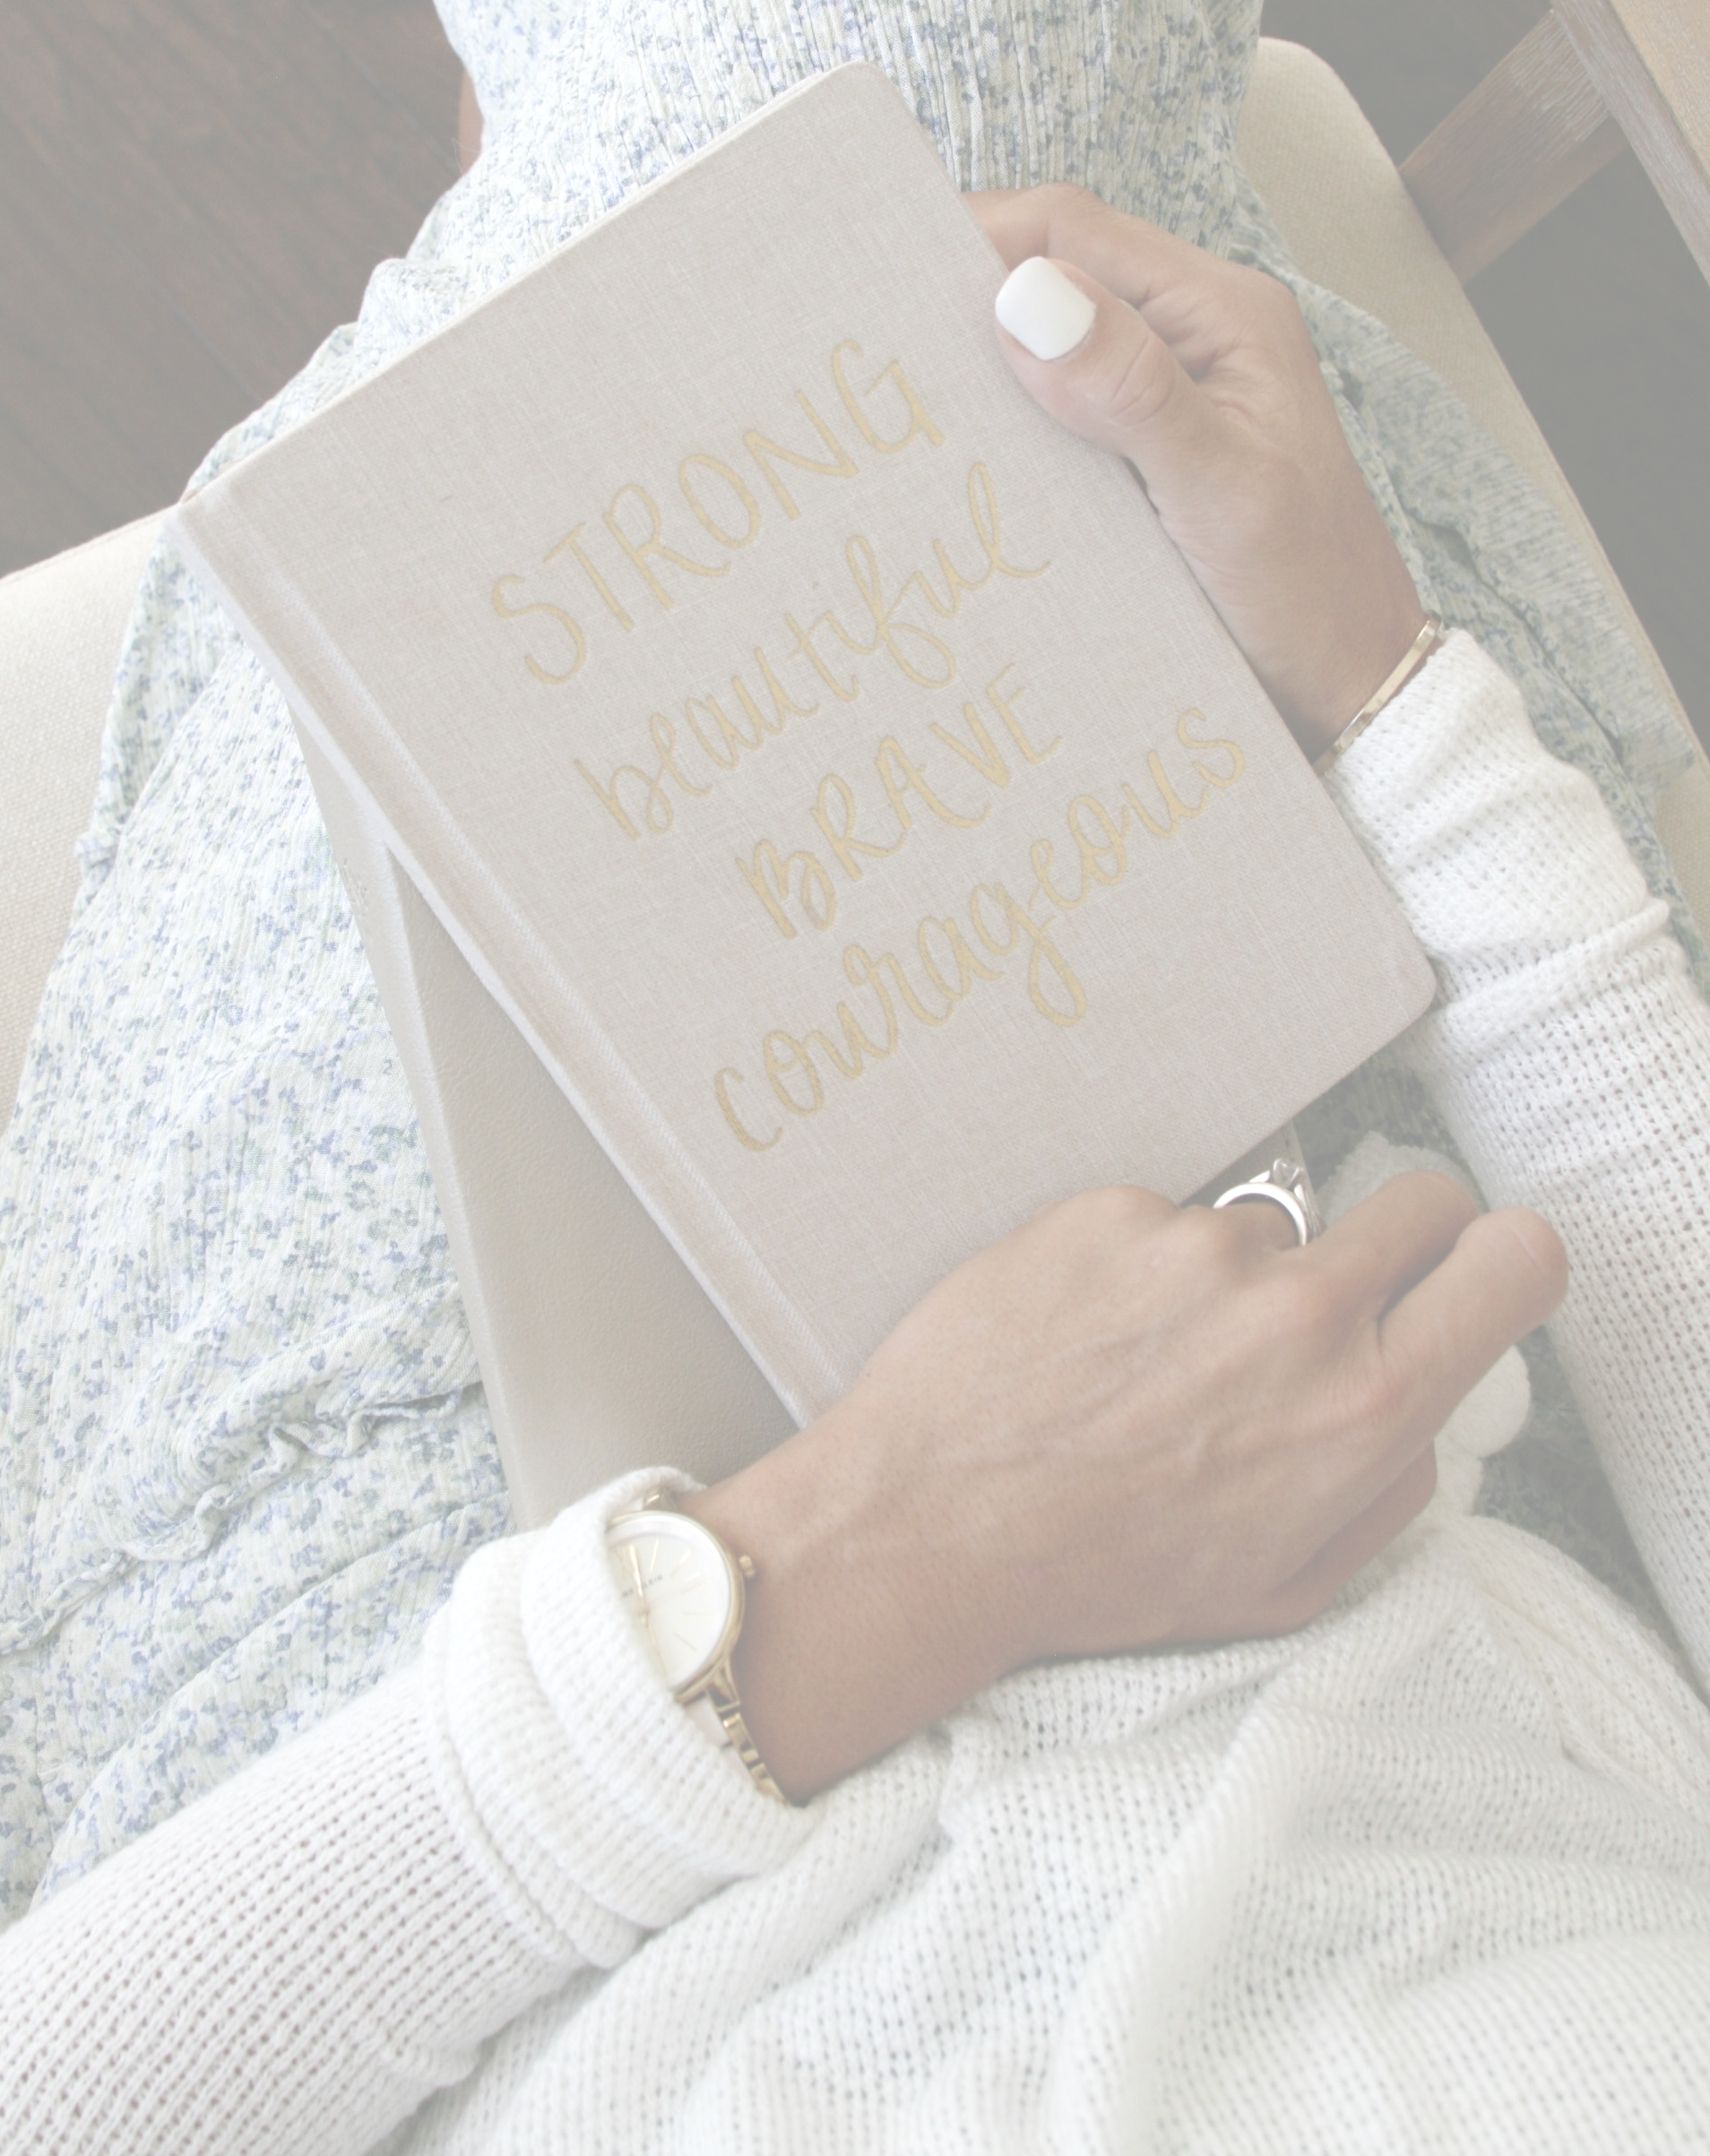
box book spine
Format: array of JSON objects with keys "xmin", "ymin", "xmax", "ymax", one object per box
[{"xmin": 299, "ymin": 722, "xmax": 796, "ymax": 1523}]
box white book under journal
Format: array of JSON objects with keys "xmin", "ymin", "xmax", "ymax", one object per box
[{"xmin": 173, "ymin": 65, "xmax": 1433, "ymax": 1521}]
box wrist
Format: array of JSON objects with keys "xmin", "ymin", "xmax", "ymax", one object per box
[
  {"xmin": 682, "ymin": 1399, "xmax": 1017, "ymax": 1799},
  {"xmin": 1290, "ymin": 594, "xmax": 1432, "ymax": 761}
]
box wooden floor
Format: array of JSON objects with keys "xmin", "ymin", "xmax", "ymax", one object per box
[
  {"xmin": 0, "ymin": 0, "xmax": 460, "ymax": 572},
  {"xmin": 3, "ymin": 0, "xmax": 1706, "ymax": 737}
]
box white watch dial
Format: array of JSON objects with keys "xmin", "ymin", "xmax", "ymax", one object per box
[{"xmin": 607, "ymin": 1510, "xmax": 737, "ymax": 1691}]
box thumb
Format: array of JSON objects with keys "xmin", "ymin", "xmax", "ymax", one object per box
[{"xmin": 993, "ymin": 254, "xmax": 1231, "ymax": 495}]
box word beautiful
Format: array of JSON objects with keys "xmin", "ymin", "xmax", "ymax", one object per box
[
  {"xmin": 488, "ymin": 341, "xmax": 1045, "ymax": 836},
  {"xmin": 712, "ymin": 704, "xmax": 1248, "ymax": 1155}
]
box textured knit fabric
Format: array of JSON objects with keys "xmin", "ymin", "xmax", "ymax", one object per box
[
  {"xmin": 0, "ymin": 0, "xmax": 1701, "ymax": 1919},
  {"xmin": 4, "ymin": 641, "xmax": 1710, "ymax": 2156}
]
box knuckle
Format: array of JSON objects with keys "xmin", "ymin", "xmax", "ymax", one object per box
[
  {"xmin": 1036, "ymin": 180, "xmax": 1103, "ymax": 246},
  {"xmin": 1096, "ymin": 332, "xmax": 1176, "ymax": 434},
  {"xmin": 1247, "ymin": 268, "xmax": 1308, "ymax": 343},
  {"xmin": 1051, "ymin": 1182, "xmax": 1166, "ymax": 1249},
  {"xmin": 1169, "ymin": 1203, "xmax": 1245, "ymax": 1273}
]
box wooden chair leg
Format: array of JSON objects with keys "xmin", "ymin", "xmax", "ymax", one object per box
[
  {"xmin": 1399, "ymin": 11, "xmax": 1625, "ymax": 282},
  {"xmin": 1555, "ymin": 0, "xmax": 1710, "ymax": 284}
]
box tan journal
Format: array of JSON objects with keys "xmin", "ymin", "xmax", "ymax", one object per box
[{"xmin": 174, "ymin": 65, "xmax": 1433, "ymax": 1519}]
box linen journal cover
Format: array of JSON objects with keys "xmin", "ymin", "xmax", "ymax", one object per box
[{"xmin": 172, "ymin": 64, "xmax": 1434, "ymax": 1433}]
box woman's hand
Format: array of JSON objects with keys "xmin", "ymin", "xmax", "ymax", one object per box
[
  {"xmin": 684, "ymin": 193, "xmax": 1563, "ymax": 1806},
  {"xmin": 689, "ymin": 1175, "xmax": 1566, "ymax": 1800},
  {"xmin": 970, "ymin": 184, "xmax": 1426, "ymax": 755}
]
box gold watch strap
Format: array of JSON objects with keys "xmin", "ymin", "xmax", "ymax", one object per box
[{"xmin": 689, "ymin": 1658, "xmax": 790, "ymax": 1806}]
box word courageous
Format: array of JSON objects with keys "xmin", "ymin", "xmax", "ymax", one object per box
[
  {"xmin": 491, "ymin": 341, "xmax": 946, "ymax": 689},
  {"xmin": 572, "ymin": 462, "xmax": 1046, "ymax": 841},
  {"xmin": 711, "ymin": 711, "xmax": 1247, "ymax": 1152}
]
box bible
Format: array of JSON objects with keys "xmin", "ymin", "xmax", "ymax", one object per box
[{"xmin": 171, "ymin": 64, "xmax": 1434, "ymax": 1521}]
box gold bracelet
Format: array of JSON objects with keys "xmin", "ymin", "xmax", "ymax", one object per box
[{"xmin": 1310, "ymin": 614, "xmax": 1447, "ymax": 778}]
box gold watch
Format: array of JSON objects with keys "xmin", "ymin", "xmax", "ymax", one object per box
[{"xmin": 605, "ymin": 1490, "xmax": 790, "ymax": 1804}]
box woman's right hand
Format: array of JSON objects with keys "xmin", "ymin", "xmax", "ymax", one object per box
[{"xmin": 687, "ymin": 1173, "xmax": 1566, "ymax": 1799}]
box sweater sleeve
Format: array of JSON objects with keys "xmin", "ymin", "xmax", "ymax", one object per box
[
  {"xmin": 0, "ymin": 1468, "xmax": 808, "ymax": 2156},
  {"xmin": 1325, "ymin": 631, "xmax": 1710, "ymax": 1674}
]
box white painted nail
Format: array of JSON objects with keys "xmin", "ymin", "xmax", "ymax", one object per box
[{"xmin": 994, "ymin": 257, "xmax": 1098, "ymax": 361}]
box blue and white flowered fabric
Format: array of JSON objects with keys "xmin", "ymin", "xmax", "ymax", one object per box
[{"xmin": 0, "ymin": 0, "xmax": 1697, "ymax": 1920}]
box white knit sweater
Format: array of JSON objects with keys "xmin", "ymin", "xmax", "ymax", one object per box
[{"xmin": 4, "ymin": 635, "xmax": 1710, "ymax": 2153}]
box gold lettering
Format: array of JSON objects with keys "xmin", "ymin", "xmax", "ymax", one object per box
[
  {"xmin": 574, "ymin": 759, "xmax": 671, "ymax": 838},
  {"xmin": 964, "ymin": 461, "xmax": 1049, "ymax": 582},
  {"xmin": 764, "ymin": 1031, "xmax": 824, "ymax": 1116},
  {"xmin": 831, "ymin": 341, "xmax": 946, "ymax": 455},
  {"xmin": 971, "ymin": 884, "xmax": 1085, "ymax": 1026},
  {"xmin": 678, "ymin": 454, "xmax": 761, "ymax": 552},
  {"xmin": 1068, "ymin": 794, "xmax": 1127, "ymax": 886},
  {"xmin": 875, "ymin": 738, "xmax": 988, "ymax": 832},
  {"xmin": 738, "ymin": 843, "xmax": 799, "ymax": 940},
  {"xmin": 683, "ymin": 694, "xmax": 763, "ymax": 772},
  {"xmin": 491, "ymin": 574, "xmax": 587, "ymax": 685},
  {"xmin": 743, "ymin": 394, "xmax": 859, "ymax": 518},
  {"xmin": 1123, "ymin": 752, "xmax": 1208, "ymax": 839},
  {"xmin": 986, "ymin": 666, "xmax": 1061, "ymax": 764},
  {"xmin": 739, "ymin": 842, "xmax": 836, "ymax": 939},
  {"xmin": 968, "ymin": 882, "xmax": 1021, "ymax": 959},
  {"xmin": 1177, "ymin": 708, "xmax": 1246, "ymax": 788},
  {"xmin": 785, "ymin": 611, "xmax": 861, "ymax": 703},
  {"xmin": 835, "ymin": 536, "xmax": 956, "ymax": 688},
  {"xmin": 873, "ymin": 948, "xmax": 951, "ymax": 1027},
  {"xmin": 752, "ymin": 642, "xmax": 821, "ymax": 725},
  {"xmin": 1029, "ymin": 837, "xmax": 1085, "ymax": 912},
  {"xmin": 714, "ymin": 1067, "xmax": 782, "ymax": 1151},
  {"xmin": 728, "ymin": 675, "xmax": 786, "ymax": 744},
  {"xmin": 648, "ymin": 712, "xmax": 711, "ymax": 799},
  {"xmin": 841, "ymin": 945, "xmax": 900, "ymax": 1053},
  {"xmin": 812, "ymin": 772, "xmax": 907, "ymax": 882},
  {"xmin": 544, "ymin": 525, "xmax": 635, "ymax": 631},
  {"xmin": 802, "ymin": 993, "xmax": 894, "ymax": 1082},
  {"xmin": 604, "ymin": 484, "xmax": 730, "ymax": 608},
  {"xmin": 917, "ymin": 916, "xmax": 1001, "ymax": 1005},
  {"xmin": 929, "ymin": 701, "xmax": 1011, "ymax": 787}
]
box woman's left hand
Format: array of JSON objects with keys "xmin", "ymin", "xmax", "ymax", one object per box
[{"xmin": 971, "ymin": 185, "xmax": 1427, "ymax": 757}]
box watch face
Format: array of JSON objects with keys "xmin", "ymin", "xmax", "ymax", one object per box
[{"xmin": 607, "ymin": 1511, "xmax": 738, "ymax": 1691}]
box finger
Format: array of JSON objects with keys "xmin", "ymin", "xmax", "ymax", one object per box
[
  {"xmin": 1201, "ymin": 1194, "xmax": 1304, "ymax": 1256},
  {"xmin": 1304, "ymin": 1170, "xmax": 1481, "ymax": 1317},
  {"xmin": 992, "ymin": 257, "xmax": 1239, "ymax": 496},
  {"xmin": 1254, "ymin": 1444, "xmax": 1438, "ymax": 1633},
  {"xmin": 971, "ymin": 186, "xmax": 1245, "ymax": 359},
  {"xmin": 1379, "ymin": 1206, "xmax": 1568, "ymax": 1432}
]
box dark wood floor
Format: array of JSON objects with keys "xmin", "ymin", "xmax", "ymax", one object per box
[
  {"xmin": 4, "ymin": 0, "xmax": 1706, "ymax": 739},
  {"xmin": 0, "ymin": 0, "xmax": 461, "ymax": 572}
]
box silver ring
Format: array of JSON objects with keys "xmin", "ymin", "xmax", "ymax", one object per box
[{"xmin": 1212, "ymin": 1159, "xmax": 1324, "ymax": 1246}]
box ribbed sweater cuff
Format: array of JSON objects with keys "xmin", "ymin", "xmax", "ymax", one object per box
[
  {"xmin": 424, "ymin": 1468, "xmax": 812, "ymax": 1969},
  {"xmin": 1321, "ymin": 629, "xmax": 1670, "ymax": 1057},
  {"xmin": 1322, "ymin": 628, "xmax": 1514, "ymax": 838}
]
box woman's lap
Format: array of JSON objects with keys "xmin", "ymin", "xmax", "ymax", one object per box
[{"xmin": 1, "ymin": 0, "xmax": 1700, "ymax": 1919}]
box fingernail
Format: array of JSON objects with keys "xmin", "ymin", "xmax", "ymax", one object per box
[{"xmin": 995, "ymin": 257, "xmax": 1098, "ymax": 361}]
